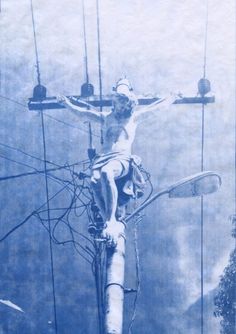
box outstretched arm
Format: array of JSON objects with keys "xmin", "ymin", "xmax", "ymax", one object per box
[
  {"xmin": 57, "ymin": 95, "xmax": 103, "ymax": 124},
  {"xmin": 133, "ymin": 94, "xmax": 177, "ymax": 123}
]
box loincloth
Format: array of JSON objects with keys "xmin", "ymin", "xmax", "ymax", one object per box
[{"xmin": 92, "ymin": 152, "xmax": 146, "ymax": 206}]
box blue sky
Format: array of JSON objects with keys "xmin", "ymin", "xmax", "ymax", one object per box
[{"xmin": 0, "ymin": 1, "xmax": 235, "ymax": 332}]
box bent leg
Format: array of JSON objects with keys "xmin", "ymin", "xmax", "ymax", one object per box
[
  {"xmin": 91, "ymin": 170, "xmax": 106, "ymax": 222},
  {"xmin": 100, "ymin": 160, "xmax": 128, "ymax": 246}
]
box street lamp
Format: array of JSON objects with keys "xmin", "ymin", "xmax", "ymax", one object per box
[{"xmin": 126, "ymin": 171, "xmax": 221, "ymax": 222}]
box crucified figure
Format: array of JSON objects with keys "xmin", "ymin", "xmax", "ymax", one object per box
[{"xmin": 58, "ymin": 79, "xmax": 176, "ymax": 247}]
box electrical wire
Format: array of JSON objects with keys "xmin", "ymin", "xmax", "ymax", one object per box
[
  {"xmin": 0, "ymin": 152, "xmax": 41, "ymax": 172},
  {"xmin": 203, "ymin": 0, "xmax": 209, "ymax": 79},
  {"xmin": 200, "ymin": 2, "xmax": 209, "ymax": 333},
  {"xmin": 34, "ymin": 213, "xmax": 93, "ymax": 264},
  {"xmin": 0, "ymin": 181, "xmax": 72, "ymax": 242},
  {"xmin": 0, "ymin": 154, "xmax": 71, "ymax": 191},
  {"xmin": 44, "ymin": 112, "xmax": 100, "ymax": 138},
  {"xmin": 233, "ymin": 2, "xmax": 236, "ymax": 331},
  {"xmin": 0, "ymin": 95, "xmax": 100, "ymax": 138},
  {"xmin": 30, "ymin": 0, "xmax": 41, "ymax": 86},
  {"xmin": 30, "ymin": 0, "xmax": 59, "ymax": 329},
  {"xmin": 0, "ymin": 3, "xmax": 107, "ymax": 331},
  {"xmin": 95, "ymin": 0, "xmax": 104, "ymax": 146},
  {"xmin": 128, "ymin": 214, "xmax": 143, "ymax": 334},
  {"xmin": 0, "ymin": 152, "xmax": 79, "ymax": 195},
  {"xmin": 34, "ymin": 164, "xmax": 96, "ymax": 263},
  {"xmin": 82, "ymin": 0, "xmax": 89, "ymax": 84},
  {"xmin": 0, "ymin": 94, "xmax": 27, "ymax": 108},
  {"xmin": 0, "ymin": 162, "xmax": 96, "ymax": 268},
  {"xmin": 40, "ymin": 111, "xmax": 58, "ymax": 333},
  {"xmin": 0, "ymin": 141, "xmax": 63, "ymax": 168},
  {"xmin": 0, "ymin": 159, "xmax": 89, "ymax": 182},
  {"xmin": 96, "ymin": 0, "xmax": 103, "ymax": 109}
]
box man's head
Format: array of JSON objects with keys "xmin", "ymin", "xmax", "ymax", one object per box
[{"xmin": 112, "ymin": 78, "xmax": 138, "ymax": 119}]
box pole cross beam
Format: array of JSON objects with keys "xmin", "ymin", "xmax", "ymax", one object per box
[{"xmin": 28, "ymin": 95, "xmax": 215, "ymax": 111}]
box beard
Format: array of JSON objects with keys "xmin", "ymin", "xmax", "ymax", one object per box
[
  {"xmin": 113, "ymin": 101, "xmax": 134, "ymax": 120},
  {"xmin": 114, "ymin": 107, "xmax": 133, "ymax": 119}
]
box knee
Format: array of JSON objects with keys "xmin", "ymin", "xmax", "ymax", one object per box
[{"xmin": 101, "ymin": 166, "xmax": 114, "ymax": 182}]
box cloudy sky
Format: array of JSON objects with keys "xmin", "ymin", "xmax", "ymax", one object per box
[{"xmin": 0, "ymin": 0, "xmax": 235, "ymax": 333}]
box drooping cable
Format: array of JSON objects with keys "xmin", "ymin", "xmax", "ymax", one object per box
[
  {"xmin": 0, "ymin": 142, "xmax": 62, "ymax": 168},
  {"xmin": 0, "ymin": 159, "xmax": 89, "ymax": 182},
  {"xmin": 0, "ymin": 181, "xmax": 71, "ymax": 243},
  {"xmin": 0, "ymin": 94, "xmax": 27, "ymax": 108}
]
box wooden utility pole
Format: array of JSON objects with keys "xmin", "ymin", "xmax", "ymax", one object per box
[
  {"xmin": 28, "ymin": 84, "xmax": 216, "ymax": 334},
  {"xmin": 105, "ymin": 223, "xmax": 126, "ymax": 334}
]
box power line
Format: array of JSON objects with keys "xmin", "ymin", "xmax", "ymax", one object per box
[
  {"xmin": 234, "ymin": 0, "xmax": 236, "ymax": 231},
  {"xmin": 82, "ymin": 0, "xmax": 89, "ymax": 84},
  {"xmin": 0, "ymin": 152, "xmax": 42, "ymax": 172},
  {"xmin": 30, "ymin": 0, "xmax": 41, "ymax": 85},
  {"xmin": 0, "ymin": 94, "xmax": 27, "ymax": 108},
  {"xmin": 0, "ymin": 94, "xmax": 100, "ymax": 138},
  {"xmin": 200, "ymin": 1, "xmax": 209, "ymax": 333},
  {"xmin": 0, "ymin": 181, "xmax": 71, "ymax": 243},
  {"xmin": 96, "ymin": 0, "xmax": 103, "ymax": 108},
  {"xmin": 44, "ymin": 112, "xmax": 100, "ymax": 137},
  {"xmin": 30, "ymin": 0, "xmax": 58, "ymax": 331},
  {"xmin": 203, "ymin": 0, "xmax": 209, "ymax": 79},
  {"xmin": 95, "ymin": 0, "xmax": 104, "ymax": 145},
  {"xmin": 200, "ymin": 117, "xmax": 205, "ymax": 334},
  {"xmin": 0, "ymin": 142, "xmax": 61, "ymax": 168},
  {"xmin": 0, "ymin": 159, "xmax": 89, "ymax": 182}
]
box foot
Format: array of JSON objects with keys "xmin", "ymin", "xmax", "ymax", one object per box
[{"xmin": 103, "ymin": 220, "xmax": 124, "ymax": 248}]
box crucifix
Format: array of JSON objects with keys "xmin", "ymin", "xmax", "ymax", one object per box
[{"xmin": 28, "ymin": 76, "xmax": 216, "ymax": 334}]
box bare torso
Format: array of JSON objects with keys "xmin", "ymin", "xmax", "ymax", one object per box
[{"xmin": 101, "ymin": 111, "xmax": 137, "ymax": 155}]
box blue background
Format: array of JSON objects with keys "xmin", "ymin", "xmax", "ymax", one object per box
[{"xmin": 0, "ymin": 0, "xmax": 235, "ymax": 333}]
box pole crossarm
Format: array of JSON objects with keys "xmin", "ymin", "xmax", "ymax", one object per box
[{"xmin": 28, "ymin": 95, "xmax": 215, "ymax": 111}]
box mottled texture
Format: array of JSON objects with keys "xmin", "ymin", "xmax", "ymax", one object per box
[{"xmin": 0, "ymin": 0, "xmax": 235, "ymax": 333}]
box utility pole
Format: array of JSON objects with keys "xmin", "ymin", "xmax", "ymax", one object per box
[
  {"xmin": 28, "ymin": 81, "xmax": 216, "ymax": 334},
  {"xmin": 105, "ymin": 223, "xmax": 126, "ymax": 334}
]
